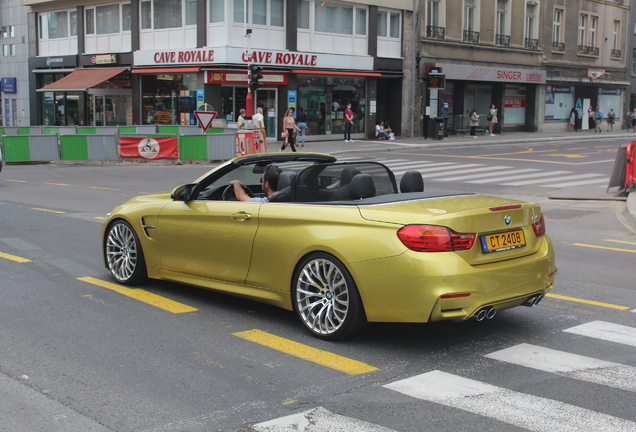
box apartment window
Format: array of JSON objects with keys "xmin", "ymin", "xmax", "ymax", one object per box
[
  {"xmin": 496, "ymin": 1, "xmax": 506, "ymax": 35},
  {"xmin": 525, "ymin": 3, "xmax": 535, "ymax": 39},
  {"xmin": 427, "ymin": 0, "xmax": 439, "ymax": 27},
  {"xmin": 2, "ymin": 45, "xmax": 8, "ymax": 56},
  {"xmin": 632, "ymin": 48, "xmax": 636, "ymax": 75},
  {"xmin": 589, "ymin": 16, "xmax": 597, "ymax": 48},
  {"xmin": 316, "ymin": 3, "xmax": 354, "ymax": 35},
  {"xmin": 1, "ymin": 27, "xmax": 7, "ymax": 38},
  {"xmin": 10, "ymin": 44, "xmax": 15, "ymax": 55},
  {"xmin": 48, "ymin": 11, "xmax": 69, "ymax": 38},
  {"xmin": 122, "ymin": 4, "xmax": 132, "ymax": 30},
  {"xmin": 613, "ymin": 21, "xmax": 620, "ymax": 50},
  {"xmin": 389, "ymin": 12, "xmax": 399, "ymax": 38},
  {"xmin": 553, "ymin": 8, "xmax": 562, "ymax": 44},
  {"xmin": 234, "ymin": 0, "xmax": 283, "ymax": 27},
  {"xmin": 210, "ymin": 0, "xmax": 224, "ymax": 23},
  {"xmin": 297, "ymin": 0, "xmax": 309, "ymax": 29},
  {"xmin": 464, "ymin": 0, "xmax": 475, "ymax": 32},
  {"xmin": 86, "ymin": 9, "xmax": 95, "ymax": 34},
  {"xmin": 10, "ymin": 25, "xmax": 15, "ymax": 37},
  {"xmin": 356, "ymin": 8, "xmax": 367, "ymax": 35},
  {"xmin": 154, "ymin": 0, "xmax": 182, "ymax": 29},
  {"xmin": 96, "ymin": 5, "xmax": 120, "ymax": 34},
  {"xmin": 378, "ymin": 11, "xmax": 387, "ymax": 37},
  {"xmin": 141, "ymin": 1, "xmax": 152, "ymax": 28},
  {"xmin": 185, "ymin": 0, "xmax": 196, "ymax": 25},
  {"xmin": 578, "ymin": 14, "xmax": 586, "ymax": 47}
]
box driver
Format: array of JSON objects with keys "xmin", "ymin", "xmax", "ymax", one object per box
[{"xmin": 230, "ymin": 165, "xmax": 282, "ymax": 202}]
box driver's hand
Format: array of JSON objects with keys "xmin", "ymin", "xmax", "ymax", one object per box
[{"xmin": 230, "ymin": 180, "xmax": 246, "ymax": 188}]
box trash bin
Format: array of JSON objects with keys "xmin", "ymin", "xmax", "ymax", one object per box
[{"xmin": 428, "ymin": 117, "xmax": 445, "ymax": 140}]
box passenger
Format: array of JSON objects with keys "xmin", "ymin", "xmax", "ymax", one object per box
[{"xmin": 230, "ymin": 165, "xmax": 281, "ymax": 202}]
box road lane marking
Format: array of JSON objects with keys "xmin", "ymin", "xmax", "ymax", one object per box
[
  {"xmin": 0, "ymin": 252, "xmax": 31, "ymax": 263},
  {"xmin": 233, "ymin": 329, "xmax": 378, "ymax": 375},
  {"xmin": 5, "ymin": 179, "xmax": 27, "ymax": 182},
  {"xmin": 485, "ymin": 343, "xmax": 636, "ymax": 392},
  {"xmin": 468, "ymin": 170, "xmax": 572, "ymax": 184},
  {"xmin": 46, "ymin": 183, "xmax": 70, "ymax": 186},
  {"xmin": 504, "ymin": 173, "xmax": 605, "ymax": 186},
  {"xmin": 0, "ymin": 238, "xmax": 40, "ymax": 251},
  {"xmin": 438, "ymin": 168, "xmax": 540, "ymax": 182},
  {"xmin": 77, "ymin": 276, "xmax": 198, "ymax": 314},
  {"xmin": 605, "ymin": 239, "xmax": 636, "ymax": 246},
  {"xmin": 542, "ymin": 177, "xmax": 609, "ymax": 187},
  {"xmin": 91, "ymin": 187, "xmax": 120, "ymax": 190},
  {"xmin": 253, "ymin": 407, "xmax": 396, "ymax": 432},
  {"xmin": 545, "ymin": 293, "xmax": 630, "ymax": 310},
  {"xmin": 94, "ymin": 217, "xmax": 106, "ymax": 220},
  {"xmin": 572, "ymin": 243, "xmax": 636, "ymax": 254},
  {"xmin": 563, "ymin": 321, "xmax": 636, "ymax": 347},
  {"xmin": 384, "ymin": 370, "xmax": 636, "ymax": 432},
  {"xmin": 386, "ymin": 152, "xmax": 615, "ymax": 165},
  {"xmin": 31, "ymin": 208, "xmax": 66, "ymax": 214}
]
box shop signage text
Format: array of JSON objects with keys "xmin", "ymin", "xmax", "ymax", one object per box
[
  {"xmin": 1, "ymin": 77, "xmax": 17, "ymax": 93},
  {"xmin": 154, "ymin": 49, "xmax": 215, "ymax": 64},
  {"xmin": 205, "ymin": 71, "xmax": 288, "ymax": 85},
  {"xmin": 435, "ymin": 63, "xmax": 546, "ymax": 84},
  {"xmin": 242, "ymin": 51, "xmax": 317, "ymax": 66}
]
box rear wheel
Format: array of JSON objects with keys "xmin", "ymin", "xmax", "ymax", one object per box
[
  {"xmin": 292, "ymin": 253, "xmax": 367, "ymax": 340},
  {"xmin": 105, "ymin": 220, "xmax": 147, "ymax": 285}
]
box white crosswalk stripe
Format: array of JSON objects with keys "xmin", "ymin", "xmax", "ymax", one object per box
[
  {"xmin": 503, "ymin": 173, "xmax": 606, "ymax": 186},
  {"xmin": 563, "ymin": 320, "xmax": 636, "ymax": 347},
  {"xmin": 468, "ymin": 170, "xmax": 573, "ymax": 184},
  {"xmin": 485, "ymin": 343, "xmax": 636, "ymax": 392},
  {"xmin": 439, "ymin": 168, "xmax": 541, "ymax": 182},
  {"xmin": 384, "ymin": 370, "xmax": 636, "ymax": 432},
  {"xmin": 253, "ymin": 407, "xmax": 396, "ymax": 432}
]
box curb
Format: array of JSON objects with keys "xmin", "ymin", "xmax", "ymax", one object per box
[{"xmin": 626, "ymin": 193, "xmax": 636, "ymax": 230}]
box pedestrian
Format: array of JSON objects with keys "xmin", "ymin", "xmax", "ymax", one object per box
[
  {"xmin": 280, "ymin": 109, "xmax": 300, "ymax": 152},
  {"xmin": 296, "ymin": 107, "xmax": 307, "ymax": 149},
  {"xmin": 375, "ymin": 120, "xmax": 390, "ymax": 140},
  {"xmin": 332, "ymin": 100, "xmax": 340, "ymax": 112},
  {"xmin": 488, "ymin": 104, "xmax": 498, "ymax": 136},
  {"xmin": 344, "ymin": 103, "xmax": 354, "ymax": 142},
  {"xmin": 469, "ymin": 109, "xmax": 479, "ymax": 138},
  {"xmin": 252, "ymin": 107, "xmax": 267, "ymax": 152},
  {"xmin": 569, "ymin": 108, "xmax": 576, "ymax": 132},
  {"xmin": 595, "ymin": 106, "xmax": 603, "ymax": 133},
  {"xmin": 383, "ymin": 119, "xmax": 395, "ymax": 140},
  {"xmin": 237, "ymin": 109, "xmax": 246, "ymax": 129},
  {"xmin": 631, "ymin": 108, "xmax": 636, "ymax": 132},
  {"xmin": 587, "ymin": 107, "xmax": 595, "ymax": 133},
  {"xmin": 607, "ymin": 108, "xmax": 616, "ymax": 132},
  {"xmin": 624, "ymin": 110, "xmax": 632, "ymax": 130}
]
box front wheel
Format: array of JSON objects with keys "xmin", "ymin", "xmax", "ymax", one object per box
[
  {"xmin": 104, "ymin": 220, "xmax": 147, "ymax": 285},
  {"xmin": 292, "ymin": 253, "xmax": 367, "ymax": 340}
]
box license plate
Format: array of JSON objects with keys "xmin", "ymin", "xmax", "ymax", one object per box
[{"xmin": 480, "ymin": 230, "xmax": 526, "ymax": 253}]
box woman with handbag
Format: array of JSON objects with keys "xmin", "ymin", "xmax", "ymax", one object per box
[
  {"xmin": 280, "ymin": 109, "xmax": 300, "ymax": 152},
  {"xmin": 469, "ymin": 109, "xmax": 479, "ymax": 138}
]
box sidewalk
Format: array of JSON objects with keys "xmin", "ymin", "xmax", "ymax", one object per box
[{"xmin": 300, "ymin": 128, "xmax": 636, "ymax": 231}]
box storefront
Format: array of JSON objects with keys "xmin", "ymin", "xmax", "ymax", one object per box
[
  {"xmin": 433, "ymin": 63, "xmax": 545, "ymax": 133},
  {"xmin": 133, "ymin": 47, "xmax": 376, "ymax": 140}
]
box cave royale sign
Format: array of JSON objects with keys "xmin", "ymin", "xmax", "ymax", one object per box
[{"xmin": 134, "ymin": 47, "xmax": 374, "ymax": 71}]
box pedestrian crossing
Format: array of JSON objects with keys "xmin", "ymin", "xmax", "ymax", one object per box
[
  {"xmin": 337, "ymin": 157, "xmax": 609, "ymax": 188},
  {"xmin": 253, "ymin": 320, "xmax": 636, "ymax": 432}
]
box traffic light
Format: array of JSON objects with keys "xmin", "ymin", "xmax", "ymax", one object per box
[{"xmin": 250, "ymin": 65, "xmax": 264, "ymax": 92}]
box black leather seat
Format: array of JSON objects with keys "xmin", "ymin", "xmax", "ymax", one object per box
[
  {"xmin": 349, "ymin": 174, "xmax": 376, "ymax": 199},
  {"xmin": 329, "ymin": 166, "xmax": 362, "ymax": 201},
  {"xmin": 400, "ymin": 170, "xmax": 424, "ymax": 193},
  {"xmin": 268, "ymin": 171, "xmax": 297, "ymax": 202}
]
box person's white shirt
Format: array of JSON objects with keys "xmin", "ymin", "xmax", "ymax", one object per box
[
  {"xmin": 375, "ymin": 124, "xmax": 383, "ymax": 136},
  {"xmin": 252, "ymin": 112, "xmax": 264, "ymax": 128},
  {"xmin": 332, "ymin": 101, "xmax": 340, "ymax": 111}
]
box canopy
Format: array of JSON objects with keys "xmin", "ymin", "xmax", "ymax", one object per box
[{"xmin": 37, "ymin": 68, "xmax": 128, "ymax": 92}]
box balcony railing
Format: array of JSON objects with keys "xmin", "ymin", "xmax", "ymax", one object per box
[
  {"xmin": 525, "ymin": 38, "xmax": 539, "ymax": 50},
  {"xmin": 552, "ymin": 41, "xmax": 565, "ymax": 51},
  {"xmin": 463, "ymin": 30, "xmax": 479, "ymax": 44},
  {"xmin": 427, "ymin": 25, "xmax": 446, "ymax": 40},
  {"xmin": 496, "ymin": 34, "xmax": 510, "ymax": 47},
  {"xmin": 611, "ymin": 49, "xmax": 622, "ymax": 58},
  {"xmin": 578, "ymin": 45, "xmax": 590, "ymax": 54},
  {"xmin": 589, "ymin": 46, "xmax": 599, "ymax": 56}
]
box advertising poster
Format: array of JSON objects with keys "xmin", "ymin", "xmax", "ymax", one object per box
[{"xmin": 119, "ymin": 137, "xmax": 179, "ymax": 160}]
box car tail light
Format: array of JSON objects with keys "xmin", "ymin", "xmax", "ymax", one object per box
[
  {"xmin": 397, "ymin": 225, "xmax": 476, "ymax": 252},
  {"xmin": 489, "ymin": 204, "xmax": 522, "ymax": 211},
  {"xmin": 532, "ymin": 214, "xmax": 546, "ymax": 237}
]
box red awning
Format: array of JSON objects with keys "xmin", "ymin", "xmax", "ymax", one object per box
[
  {"xmin": 37, "ymin": 68, "xmax": 129, "ymax": 92},
  {"xmin": 292, "ymin": 69, "xmax": 382, "ymax": 77},
  {"xmin": 132, "ymin": 67, "xmax": 201, "ymax": 74}
]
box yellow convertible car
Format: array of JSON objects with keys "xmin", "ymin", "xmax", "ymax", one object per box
[{"xmin": 102, "ymin": 153, "xmax": 556, "ymax": 340}]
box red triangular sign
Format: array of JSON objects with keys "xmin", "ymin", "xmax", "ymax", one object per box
[{"xmin": 194, "ymin": 111, "xmax": 218, "ymax": 132}]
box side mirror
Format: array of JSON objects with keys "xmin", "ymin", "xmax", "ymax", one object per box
[{"xmin": 171, "ymin": 184, "xmax": 197, "ymax": 201}]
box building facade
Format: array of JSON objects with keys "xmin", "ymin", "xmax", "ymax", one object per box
[{"xmin": 23, "ymin": 0, "xmax": 418, "ymax": 140}]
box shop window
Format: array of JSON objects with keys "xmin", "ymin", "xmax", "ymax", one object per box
[
  {"xmin": 316, "ymin": 2, "xmax": 353, "ymax": 35},
  {"xmin": 209, "ymin": 0, "xmax": 224, "ymax": 23},
  {"xmin": 141, "ymin": 73, "xmax": 198, "ymax": 125}
]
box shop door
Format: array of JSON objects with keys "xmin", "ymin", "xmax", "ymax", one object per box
[
  {"xmin": 88, "ymin": 90, "xmax": 132, "ymax": 126},
  {"xmin": 255, "ymin": 88, "xmax": 277, "ymax": 139}
]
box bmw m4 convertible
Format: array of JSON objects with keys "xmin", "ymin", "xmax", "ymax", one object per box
[{"xmin": 102, "ymin": 153, "xmax": 556, "ymax": 340}]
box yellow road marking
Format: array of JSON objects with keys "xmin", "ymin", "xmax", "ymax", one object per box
[
  {"xmin": 595, "ymin": 145, "xmax": 615, "ymax": 148},
  {"xmin": 545, "ymin": 154, "xmax": 587, "ymax": 158},
  {"xmin": 77, "ymin": 277, "xmax": 198, "ymax": 314},
  {"xmin": 0, "ymin": 252, "xmax": 31, "ymax": 263},
  {"xmin": 233, "ymin": 329, "xmax": 378, "ymax": 375},
  {"xmin": 91, "ymin": 187, "xmax": 120, "ymax": 190},
  {"xmin": 605, "ymin": 239, "xmax": 636, "ymax": 246},
  {"xmin": 94, "ymin": 217, "xmax": 106, "ymax": 220},
  {"xmin": 5, "ymin": 179, "xmax": 27, "ymax": 182},
  {"xmin": 573, "ymin": 243, "xmax": 636, "ymax": 254},
  {"xmin": 546, "ymin": 293, "xmax": 630, "ymax": 311},
  {"xmin": 31, "ymin": 208, "xmax": 66, "ymax": 214},
  {"xmin": 46, "ymin": 183, "xmax": 70, "ymax": 186}
]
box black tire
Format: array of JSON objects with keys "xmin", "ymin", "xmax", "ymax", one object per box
[
  {"xmin": 104, "ymin": 220, "xmax": 147, "ymax": 285},
  {"xmin": 292, "ymin": 252, "xmax": 367, "ymax": 340}
]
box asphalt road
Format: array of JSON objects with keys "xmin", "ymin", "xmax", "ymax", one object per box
[{"xmin": 1, "ymin": 139, "xmax": 635, "ymax": 432}]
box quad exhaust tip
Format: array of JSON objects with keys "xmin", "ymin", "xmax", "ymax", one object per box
[
  {"xmin": 474, "ymin": 306, "xmax": 496, "ymax": 321},
  {"xmin": 522, "ymin": 294, "xmax": 544, "ymax": 307}
]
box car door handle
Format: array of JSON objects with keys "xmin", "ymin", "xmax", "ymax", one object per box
[{"xmin": 231, "ymin": 212, "xmax": 252, "ymax": 222}]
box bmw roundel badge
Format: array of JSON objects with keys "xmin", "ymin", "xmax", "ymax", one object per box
[{"xmin": 504, "ymin": 214, "xmax": 512, "ymax": 225}]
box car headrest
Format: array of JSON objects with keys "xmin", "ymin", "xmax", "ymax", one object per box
[
  {"xmin": 349, "ymin": 174, "xmax": 376, "ymax": 200},
  {"xmin": 400, "ymin": 171, "xmax": 424, "ymax": 193},
  {"xmin": 277, "ymin": 171, "xmax": 297, "ymax": 190},
  {"xmin": 340, "ymin": 166, "xmax": 362, "ymax": 186}
]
